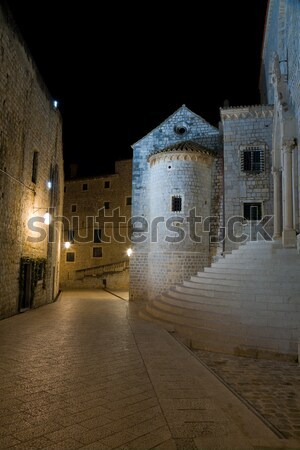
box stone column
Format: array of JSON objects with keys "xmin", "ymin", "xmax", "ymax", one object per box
[
  {"xmin": 282, "ymin": 141, "xmax": 296, "ymax": 247},
  {"xmin": 272, "ymin": 168, "xmax": 282, "ymax": 239}
]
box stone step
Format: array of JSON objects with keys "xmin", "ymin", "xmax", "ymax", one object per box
[
  {"xmin": 211, "ymin": 261, "xmax": 300, "ymax": 269},
  {"xmin": 145, "ymin": 302, "xmax": 298, "ymax": 355},
  {"xmin": 203, "ymin": 266, "xmax": 298, "ymax": 277},
  {"xmin": 216, "ymin": 255, "xmax": 300, "ymax": 263},
  {"xmin": 165, "ymin": 289, "xmax": 300, "ymax": 313},
  {"xmin": 189, "ymin": 275, "xmax": 300, "ymax": 290},
  {"xmin": 198, "ymin": 270, "xmax": 300, "ymax": 282},
  {"xmin": 158, "ymin": 294, "xmax": 300, "ymax": 327},
  {"xmin": 224, "ymin": 253, "xmax": 300, "ymax": 262},
  {"xmin": 151, "ymin": 297, "xmax": 241, "ymax": 330},
  {"xmin": 184, "ymin": 278, "xmax": 300, "ymax": 295},
  {"xmin": 175, "ymin": 283, "xmax": 298, "ymax": 304}
]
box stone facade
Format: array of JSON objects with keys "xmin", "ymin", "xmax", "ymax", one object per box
[
  {"xmin": 221, "ymin": 106, "xmax": 274, "ymax": 251},
  {"xmin": 0, "ymin": 4, "xmax": 64, "ymax": 318},
  {"xmin": 130, "ymin": 106, "xmax": 222, "ymax": 301},
  {"xmin": 260, "ymin": 0, "xmax": 300, "ymax": 243},
  {"xmin": 60, "ymin": 160, "xmax": 132, "ymax": 289}
]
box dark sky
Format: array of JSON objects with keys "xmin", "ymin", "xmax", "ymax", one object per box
[{"xmin": 7, "ymin": 1, "xmax": 269, "ymax": 177}]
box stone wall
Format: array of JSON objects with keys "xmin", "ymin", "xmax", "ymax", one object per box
[
  {"xmin": 221, "ymin": 106, "xmax": 274, "ymax": 251},
  {"xmin": 60, "ymin": 159, "xmax": 132, "ymax": 288},
  {"xmin": 0, "ymin": 4, "xmax": 64, "ymax": 318},
  {"xmin": 261, "ymin": 0, "xmax": 300, "ymax": 233}
]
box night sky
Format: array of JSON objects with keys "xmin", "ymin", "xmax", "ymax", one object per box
[{"xmin": 7, "ymin": 1, "xmax": 268, "ymax": 178}]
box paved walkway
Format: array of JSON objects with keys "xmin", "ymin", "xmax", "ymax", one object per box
[{"xmin": 0, "ymin": 290, "xmax": 299, "ymax": 450}]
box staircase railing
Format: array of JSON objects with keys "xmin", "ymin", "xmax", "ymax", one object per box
[{"xmin": 76, "ymin": 259, "xmax": 129, "ymax": 279}]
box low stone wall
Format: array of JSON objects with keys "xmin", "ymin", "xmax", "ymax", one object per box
[{"xmin": 61, "ymin": 269, "xmax": 129, "ymax": 290}]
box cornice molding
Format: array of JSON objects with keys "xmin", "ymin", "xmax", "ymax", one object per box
[
  {"xmin": 220, "ymin": 105, "xmax": 274, "ymax": 121},
  {"xmin": 148, "ymin": 150, "xmax": 214, "ymax": 168}
]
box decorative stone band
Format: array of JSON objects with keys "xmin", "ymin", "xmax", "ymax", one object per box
[
  {"xmin": 220, "ymin": 105, "xmax": 274, "ymax": 121},
  {"xmin": 148, "ymin": 140, "xmax": 216, "ymax": 167}
]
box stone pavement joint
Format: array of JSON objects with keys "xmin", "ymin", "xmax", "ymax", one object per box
[{"xmin": 0, "ymin": 289, "xmax": 298, "ymax": 449}]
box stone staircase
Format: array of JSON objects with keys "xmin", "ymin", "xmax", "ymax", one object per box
[{"xmin": 140, "ymin": 241, "xmax": 300, "ymax": 360}]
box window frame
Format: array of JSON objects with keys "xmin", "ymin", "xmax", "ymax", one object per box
[
  {"xmin": 171, "ymin": 195, "xmax": 182, "ymax": 213},
  {"xmin": 71, "ymin": 204, "xmax": 77, "ymax": 213},
  {"xmin": 92, "ymin": 247, "xmax": 103, "ymax": 258},
  {"xmin": 243, "ymin": 201, "xmax": 263, "ymax": 221},
  {"xmin": 32, "ymin": 151, "xmax": 39, "ymax": 184},
  {"xmin": 240, "ymin": 144, "xmax": 265, "ymax": 174},
  {"xmin": 66, "ymin": 252, "xmax": 75, "ymax": 262}
]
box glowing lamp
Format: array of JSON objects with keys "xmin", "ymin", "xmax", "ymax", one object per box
[{"xmin": 43, "ymin": 212, "xmax": 51, "ymax": 225}]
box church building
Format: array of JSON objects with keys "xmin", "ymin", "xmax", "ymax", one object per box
[{"xmin": 131, "ymin": 0, "xmax": 300, "ymax": 360}]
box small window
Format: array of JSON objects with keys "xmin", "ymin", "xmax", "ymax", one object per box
[
  {"xmin": 171, "ymin": 196, "xmax": 182, "ymax": 212},
  {"xmin": 66, "ymin": 252, "xmax": 75, "ymax": 262},
  {"xmin": 93, "ymin": 247, "xmax": 102, "ymax": 258},
  {"xmin": 94, "ymin": 229, "xmax": 101, "ymax": 243},
  {"xmin": 68, "ymin": 229, "xmax": 75, "ymax": 243},
  {"xmin": 32, "ymin": 151, "xmax": 38, "ymax": 184},
  {"xmin": 37, "ymin": 261, "xmax": 45, "ymax": 281},
  {"xmin": 71, "ymin": 204, "xmax": 77, "ymax": 212},
  {"xmin": 243, "ymin": 203, "xmax": 262, "ymax": 221},
  {"xmin": 241, "ymin": 146, "xmax": 265, "ymax": 173},
  {"xmin": 104, "ymin": 181, "xmax": 110, "ymax": 189},
  {"xmin": 174, "ymin": 122, "xmax": 188, "ymax": 135},
  {"xmin": 104, "ymin": 201, "xmax": 110, "ymax": 209},
  {"xmin": 126, "ymin": 196, "xmax": 132, "ymax": 206},
  {"xmin": 82, "ymin": 183, "xmax": 88, "ymax": 191}
]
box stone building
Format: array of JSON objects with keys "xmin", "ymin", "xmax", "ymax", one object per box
[
  {"xmin": 221, "ymin": 105, "xmax": 274, "ymax": 251},
  {"xmin": 60, "ymin": 159, "xmax": 132, "ymax": 289},
  {"xmin": 130, "ymin": 106, "xmax": 222, "ymax": 301},
  {"xmin": 0, "ymin": 4, "xmax": 64, "ymax": 319},
  {"xmin": 130, "ymin": 104, "xmax": 275, "ymax": 301},
  {"xmin": 133, "ymin": 0, "xmax": 300, "ymax": 360}
]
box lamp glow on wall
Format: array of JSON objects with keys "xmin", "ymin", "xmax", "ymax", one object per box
[
  {"xmin": 127, "ymin": 248, "xmax": 133, "ymax": 257},
  {"xmin": 64, "ymin": 241, "xmax": 71, "ymax": 249},
  {"xmin": 32, "ymin": 207, "xmax": 51, "ymax": 225}
]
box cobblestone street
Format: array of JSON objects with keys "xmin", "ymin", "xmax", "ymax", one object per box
[
  {"xmin": 193, "ymin": 349, "xmax": 300, "ymax": 440},
  {"xmin": 0, "ymin": 290, "xmax": 299, "ymax": 450}
]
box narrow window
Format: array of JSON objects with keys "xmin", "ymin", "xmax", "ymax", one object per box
[
  {"xmin": 171, "ymin": 196, "xmax": 182, "ymax": 212},
  {"xmin": 66, "ymin": 252, "xmax": 75, "ymax": 262},
  {"xmin": 71, "ymin": 204, "xmax": 77, "ymax": 212},
  {"xmin": 82, "ymin": 183, "xmax": 88, "ymax": 191},
  {"xmin": 104, "ymin": 181, "xmax": 110, "ymax": 189},
  {"xmin": 243, "ymin": 203, "xmax": 262, "ymax": 221},
  {"xmin": 93, "ymin": 247, "xmax": 102, "ymax": 258},
  {"xmin": 32, "ymin": 151, "xmax": 38, "ymax": 184},
  {"xmin": 94, "ymin": 229, "xmax": 101, "ymax": 243},
  {"xmin": 126, "ymin": 196, "xmax": 132, "ymax": 206},
  {"xmin": 104, "ymin": 201, "xmax": 110, "ymax": 209}
]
